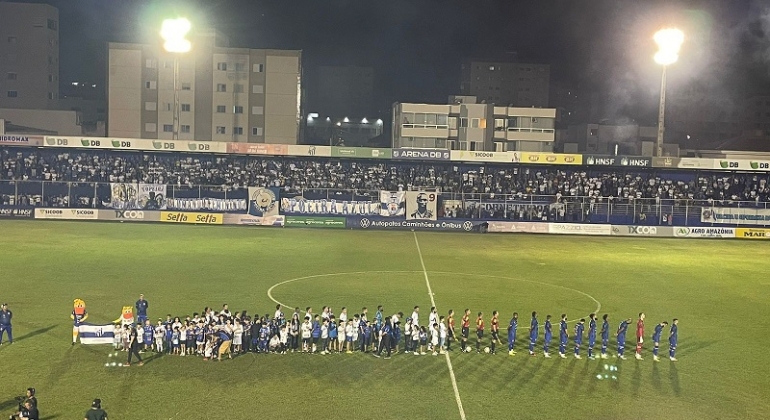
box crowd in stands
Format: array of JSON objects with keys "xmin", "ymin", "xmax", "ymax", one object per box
[{"xmin": 2, "ymin": 147, "xmax": 770, "ymax": 210}]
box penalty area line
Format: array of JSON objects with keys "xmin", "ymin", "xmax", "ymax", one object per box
[{"xmin": 413, "ymin": 232, "xmax": 468, "ymax": 420}]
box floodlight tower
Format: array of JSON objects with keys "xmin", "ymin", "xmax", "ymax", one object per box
[
  {"xmin": 653, "ymin": 28, "xmax": 684, "ymax": 157},
  {"xmin": 161, "ymin": 18, "xmax": 192, "ymax": 140}
]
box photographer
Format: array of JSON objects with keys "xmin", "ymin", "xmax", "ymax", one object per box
[
  {"xmin": 10, "ymin": 400, "xmax": 38, "ymax": 420},
  {"xmin": 84, "ymin": 399, "xmax": 107, "ymax": 420}
]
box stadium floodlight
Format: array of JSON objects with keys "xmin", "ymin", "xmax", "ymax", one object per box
[
  {"xmin": 161, "ymin": 18, "xmax": 192, "ymax": 53},
  {"xmin": 376, "ymin": 119, "xmax": 383, "ymax": 125},
  {"xmin": 361, "ymin": 118, "xmax": 369, "ymax": 124},
  {"xmin": 343, "ymin": 117, "xmax": 350, "ymax": 123},
  {"xmin": 653, "ymin": 28, "xmax": 683, "ymax": 157}
]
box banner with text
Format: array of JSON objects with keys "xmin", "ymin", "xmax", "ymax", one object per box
[
  {"xmin": 611, "ymin": 225, "xmax": 674, "ymax": 237},
  {"xmin": 110, "ymin": 183, "xmax": 167, "ymax": 210},
  {"xmin": 160, "ymin": 211, "xmax": 223, "ymax": 224},
  {"xmin": 284, "ymin": 216, "xmax": 346, "ymax": 228},
  {"xmin": 652, "ymin": 157, "xmax": 717, "ymax": 170},
  {"xmin": 0, "ymin": 206, "xmax": 34, "ymax": 218},
  {"xmin": 223, "ymin": 214, "xmax": 285, "ymax": 226},
  {"xmin": 713, "ymin": 159, "xmax": 770, "ymax": 172},
  {"xmin": 405, "ymin": 191, "xmax": 438, "ymax": 221},
  {"xmin": 98, "ymin": 209, "xmax": 162, "ymax": 222},
  {"xmin": 735, "ymin": 228, "xmax": 770, "ymax": 239},
  {"xmin": 379, "ymin": 191, "xmax": 406, "ymax": 217},
  {"xmin": 167, "ymin": 197, "xmax": 247, "ymax": 213},
  {"xmin": 35, "ymin": 208, "xmax": 98, "ymax": 220},
  {"xmin": 701, "ymin": 207, "xmax": 770, "ymax": 226},
  {"xmin": 517, "ymin": 152, "xmax": 582, "ymax": 165},
  {"xmin": 78, "ymin": 324, "xmax": 115, "ymax": 345},
  {"xmin": 287, "ymin": 145, "xmax": 332, "ymax": 157},
  {"xmin": 43, "ymin": 136, "xmax": 227, "ymax": 153},
  {"xmin": 548, "ymin": 223, "xmax": 612, "ymax": 235},
  {"xmin": 584, "ymin": 155, "xmax": 652, "ymax": 167},
  {"xmin": 280, "ymin": 191, "xmax": 379, "ymax": 216},
  {"xmin": 227, "ymin": 143, "xmax": 288, "ymax": 156},
  {"xmin": 487, "ymin": 221, "xmax": 550, "ymax": 234},
  {"xmin": 331, "ymin": 147, "xmax": 391, "ymax": 159},
  {"xmin": 450, "ymin": 150, "xmax": 519, "ymax": 163},
  {"xmin": 247, "ymin": 187, "xmax": 280, "ymax": 217},
  {"xmin": 349, "ymin": 216, "xmax": 485, "ymax": 232},
  {"xmin": 673, "ymin": 227, "xmax": 734, "ymax": 238},
  {"xmin": 392, "ymin": 148, "xmax": 450, "ymax": 161},
  {"xmin": 0, "ymin": 135, "xmax": 43, "ymax": 146}
]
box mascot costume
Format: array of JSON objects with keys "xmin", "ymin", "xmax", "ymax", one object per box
[
  {"xmin": 115, "ymin": 306, "xmax": 135, "ymax": 327},
  {"xmin": 71, "ymin": 299, "xmax": 88, "ymax": 345}
]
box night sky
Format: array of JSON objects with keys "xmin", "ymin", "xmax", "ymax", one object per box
[{"xmin": 12, "ymin": 0, "xmax": 770, "ymax": 122}]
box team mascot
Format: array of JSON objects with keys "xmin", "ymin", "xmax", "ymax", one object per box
[
  {"xmin": 114, "ymin": 306, "xmax": 135, "ymax": 327},
  {"xmin": 71, "ymin": 299, "xmax": 88, "ymax": 345}
]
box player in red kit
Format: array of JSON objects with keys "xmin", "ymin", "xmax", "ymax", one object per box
[
  {"xmin": 461, "ymin": 309, "xmax": 471, "ymax": 352},
  {"xmin": 635, "ymin": 312, "xmax": 645, "ymax": 360}
]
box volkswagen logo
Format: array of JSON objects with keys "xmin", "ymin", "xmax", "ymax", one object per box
[
  {"xmin": 360, "ymin": 218, "xmax": 371, "ymax": 228},
  {"xmin": 462, "ymin": 221, "xmax": 473, "ymax": 231}
]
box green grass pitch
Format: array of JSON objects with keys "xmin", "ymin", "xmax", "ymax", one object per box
[{"xmin": 1, "ymin": 220, "xmax": 768, "ymax": 420}]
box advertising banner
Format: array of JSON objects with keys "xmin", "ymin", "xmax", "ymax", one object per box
[
  {"xmin": 223, "ymin": 214, "xmax": 285, "ymax": 226},
  {"xmin": 331, "ymin": 147, "xmax": 392, "ymax": 159},
  {"xmin": 110, "ymin": 183, "xmax": 167, "ymax": 210},
  {"xmin": 487, "ymin": 221, "xmax": 549, "ymax": 234},
  {"xmin": 714, "ymin": 159, "xmax": 770, "ymax": 172},
  {"xmin": 700, "ymin": 207, "xmax": 770, "ymax": 226},
  {"xmin": 247, "ymin": 187, "xmax": 280, "ymax": 217},
  {"xmin": 517, "ymin": 152, "xmax": 582, "ymax": 165},
  {"xmin": 287, "ymin": 144, "xmax": 332, "ymax": 157},
  {"xmin": 43, "ymin": 136, "xmax": 227, "ymax": 153},
  {"xmin": 735, "ymin": 228, "xmax": 770, "ymax": 239},
  {"xmin": 583, "ymin": 155, "xmax": 652, "ymax": 167},
  {"xmin": 611, "ymin": 225, "xmax": 674, "ymax": 236},
  {"xmin": 673, "ymin": 227, "xmax": 734, "ymax": 238},
  {"xmin": 349, "ymin": 216, "xmax": 485, "ymax": 232},
  {"xmin": 392, "ymin": 148, "xmax": 450, "ymax": 161},
  {"xmin": 227, "ymin": 143, "xmax": 288, "ymax": 155},
  {"xmin": 0, "ymin": 135, "xmax": 43, "ymax": 146},
  {"xmin": 652, "ymin": 157, "xmax": 717, "ymax": 169},
  {"xmin": 405, "ymin": 191, "xmax": 438, "ymax": 221},
  {"xmin": 159, "ymin": 211, "xmax": 223, "ymax": 224},
  {"xmin": 284, "ymin": 216, "xmax": 346, "ymax": 228},
  {"xmin": 166, "ymin": 198, "xmax": 247, "ymax": 213},
  {"xmin": 34, "ymin": 208, "xmax": 98, "ymax": 220},
  {"xmin": 450, "ymin": 150, "xmax": 519, "ymax": 163},
  {"xmin": 98, "ymin": 210, "xmax": 161, "ymax": 222},
  {"xmin": 548, "ymin": 223, "xmax": 612, "ymax": 236},
  {"xmin": 379, "ymin": 191, "xmax": 405, "ymax": 217},
  {"xmin": 280, "ymin": 191, "xmax": 380, "ymax": 216},
  {"xmin": 0, "ymin": 207, "xmax": 34, "ymax": 218}
]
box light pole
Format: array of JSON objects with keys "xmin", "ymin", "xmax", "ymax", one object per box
[
  {"xmin": 653, "ymin": 28, "xmax": 684, "ymax": 157},
  {"xmin": 161, "ymin": 18, "xmax": 192, "ymax": 140}
]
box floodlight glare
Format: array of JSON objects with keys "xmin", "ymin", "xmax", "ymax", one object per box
[
  {"xmin": 161, "ymin": 18, "xmax": 192, "ymax": 53},
  {"xmin": 361, "ymin": 118, "xmax": 369, "ymax": 124},
  {"xmin": 653, "ymin": 28, "xmax": 684, "ymax": 66}
]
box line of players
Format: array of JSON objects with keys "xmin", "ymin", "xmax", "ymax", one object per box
[{"xmin": 459, "ymin": 310, "xmax": 679, "ymax": 362}]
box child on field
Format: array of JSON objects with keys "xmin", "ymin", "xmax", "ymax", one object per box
[
  {"xmin": 113, "ymin": 323, "xmax": 123, "ymax": 351},
  {"xmin": 419, "ymin": 326, "xmax": 428, "ymax": 355}
]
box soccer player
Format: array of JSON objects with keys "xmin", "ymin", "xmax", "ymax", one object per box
[
  {"xmin": 635, "ymin": 312, "xmax": 645, "ymax": 360},
  {"xmin": 475, "ymin": 312, "xmax": 485, "ymax": 353},
  {"xmin": 587, "ymin": 313, "xmax": 597, "ymax": 360},
  {"xmin": 461, "ymin": 309, "xmax": 471, "ymax": 352},
  {"xmin": 447, "ymin": 309, "xmax": 456, "ymax": 352},
  {"xmin": 490, "ymin": 311, "xmax": 500, "ymax": 355},
  {"xmin": 652, "ymin": 321, "xmax": 668, "ymax": 361},
  {"xmin": 528, "ymin": 311, "xmax": 538, "ymax": 356},
  {"xmin": 669, "ymin": 318, "xmax": 678, "ymax": 361},
  {"xmin": 543, "ymin": 314, "xmax": 553, "ymax": 358},
  {"xmin": 600, "ymin": 314, "xmax": 610, "ymax": 359},
  {"xmin": 574, "ymin": 318, "xmax": 585, "ymax": 359},
  {"xmin": 558, "ymin": 314, "xmax": 569, "ymax": 359},
  {"xmin": 507, "ymin": 312, "xmax": 518, "ymax": 356},
  {"xmin": 617, "ymin": 318, "xmax": 631, "ymax": 360}
]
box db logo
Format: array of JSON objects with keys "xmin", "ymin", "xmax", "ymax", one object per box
[
  {"xmin": 359, "ymin": 218, "xmax": 371, "ymax": 228},
  {"xmin": 115, "ymin": 210, "xmax": 145, "ymax": 219}
]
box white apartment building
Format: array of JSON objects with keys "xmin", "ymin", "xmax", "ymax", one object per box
[
  {"xmin": 108, "ymin": 32, "xmax": 302, "ymax": 144},
  {"xmin": 392, "ymin": 96, "xmax": 555, "ymax": 152}
]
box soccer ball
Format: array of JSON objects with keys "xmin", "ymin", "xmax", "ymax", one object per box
[{"xmin": 484, "ymin": 347, "xmax": 490, "ymax": 354}]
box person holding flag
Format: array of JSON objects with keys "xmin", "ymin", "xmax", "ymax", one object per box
[{"xmin": 71, "ymin": 299, "xmax": 88, "ymax": 345}]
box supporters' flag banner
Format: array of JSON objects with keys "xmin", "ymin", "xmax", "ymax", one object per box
[
  {"xmin": 248, "ymin": 187, "xmax": 280, "ymax": 216},
  {"xmin": 167, "ymin": 198, "xmax": 247, "ymax": 213},
  {"xmin": 78, "ymin": 324, "xmax": 115, "ymax": 345},
  {"xmin": 405, "ymin": 191, "xmax": 438, "ymax": 221},
  {"xmin": 701, "ymin": 207, "xmax": 770, "ymax": 226},
  {"xmin": 110, "ymin": 183, "xmax": 167, "ymax": 210},
  {"xmin": 280, "ymin": 191, "xmax": 379, "ymax": 216},
  {"xmin": 379, "ymin": 191, "xmax": 405, "ymax": 217}
]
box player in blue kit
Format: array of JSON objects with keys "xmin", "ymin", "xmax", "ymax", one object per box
[
  {"xmin": 558, "ymin": 314, "xmax": 569, "ymax": 359},
  {"xmin": 507, "ymin": 312, "xmax": 518, "ymax": 356},
  {"xmin": 669, "ymin": 319, "xmax": 678, "ymax": 361},
  {"xmin": 616, "ymin": 318, "xmax": 631, "ymax": 360},
  {"xmin": 652, "ymin": 321, "xmax": 668, "ymax": 362},
  {"xmin": 543, "ymin": 315, "xmax": 553, "ymax": 358},
  {"xmin": 573, "ymin": 319, "xmax": 585, "ymax": 359},
  {"xmin": 528, "ymin": 312, "xmax": 538, "ymax": 356},
  {"xmin": 587, "ymin": 313, "xmax": 597, "ymax": 360},
  {"xmin": 600, "ymin": 314, "xmax": 610, "ymax": 359}
]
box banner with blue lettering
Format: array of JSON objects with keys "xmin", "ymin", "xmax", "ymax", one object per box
[
  {"xmin": 248, "ymin": 187, "xmax": 280, "ymax": 216},
  {"xmin": 280, "ymin": 190, "xmax": 379, "ymax": 216}
]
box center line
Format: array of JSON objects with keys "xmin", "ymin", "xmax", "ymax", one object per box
[{"xmin": 413, "ymin": 232, "xmax": 467, "ymax": 420}]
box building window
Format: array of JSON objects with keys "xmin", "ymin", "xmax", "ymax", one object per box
[
  {"xmin": 163, "ymin": 124, "xmax": 173, "ymax": 132},
  {"xmin": 7, "ymin": 36, "xmax": 17, "ymax": 44},
  {"xmin": 251, "ymin": 106, "xmax": 263, "ymax": 115},
  {"xmin": 181, "ymin": 125, "xmax": 191, "ymax": 133},
  {"xmin": 252, "ymin": 127, "xmax": 263, "ymax": 136},
  {"xmin": 7, "ymin": 72, "xmax": 16, "ymax": 80},
  {"xmin": 234, "ymin": 63, "xmax": 246, "ymax": 72},
  {"xmin": 216, "ymin": 62, "xmax": 227, "ymax": 71},
  {"xmin": 216, "ymin": 84, "xmax": 227, "ymax": 92},
  {"xmin": 233, "ymin": 127, "xmax": 243, "ymax": 135},
  {"xmin": 460, "ymin": 117, "xmax": 468, "ymax": 128},
  {"xmin": 253, "ymin": 63, "xmax": 264, "ymax": 72},
  {"xmin": 590, "ymin": 129, "xmax": 598, "ymax": 136},
  {"xmin": 47, "ymin": 19, "xmax": 58, "ymax": 30},
  {"xmin": 233, "ymin": 83, "xmax": 244, "ymax": 93},
  {"xmin": 145, "ymin": 59, "xmax": 156, "ymax": 69},
  {"xmin": 48, "ymin": 74, "xmax": 54, "ymax": 82},
  {"xmin": 163, "ymin": 103, "xmax": 172, "ymax": 112},
  {"xmin": 144, "ymin": 102, "xmax": 157, "ymax": 111},
  {"xmin": 181, "ymin": 104, "xmax": 191, "ymax": 112},
  {"xmin": 181, "ymin": 82, "xmax": 191, "ymax": 90},
  {"xmin": 47, "ymin": 92, "xmax": 54, "ymax": 99},
  {"xmin": 216, "ymin": 105, "xmax": 226, "ymax": 113},
  {"xmin": 252, "ymin": 84, "xmax": 264, "ymax": 94},
  {"xmin": 494, "ymin": 118, "xmax": 505, "ymax": 131},
  {"xmin": 145, "ymin": 123, "xmax": 157, "ymax": 132},
  {"xmin": 471, "ymin": 118, "xmax": 479, "ymax": 128},
  {"xmin": 145, "ymin": 81, "xmax": 157, "ymax": 89},
  {"xmin": 233, "ymin": 106, "xmax": 243, "ymax": 114},
  {"xmin": 216, "ymin": 126, "xmax": 226, "ymax": 134}
]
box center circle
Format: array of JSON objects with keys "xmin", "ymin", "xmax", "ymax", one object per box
[{"xmin": 268, "ymin": 271, "xmax": 600, "ymax": 325}]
